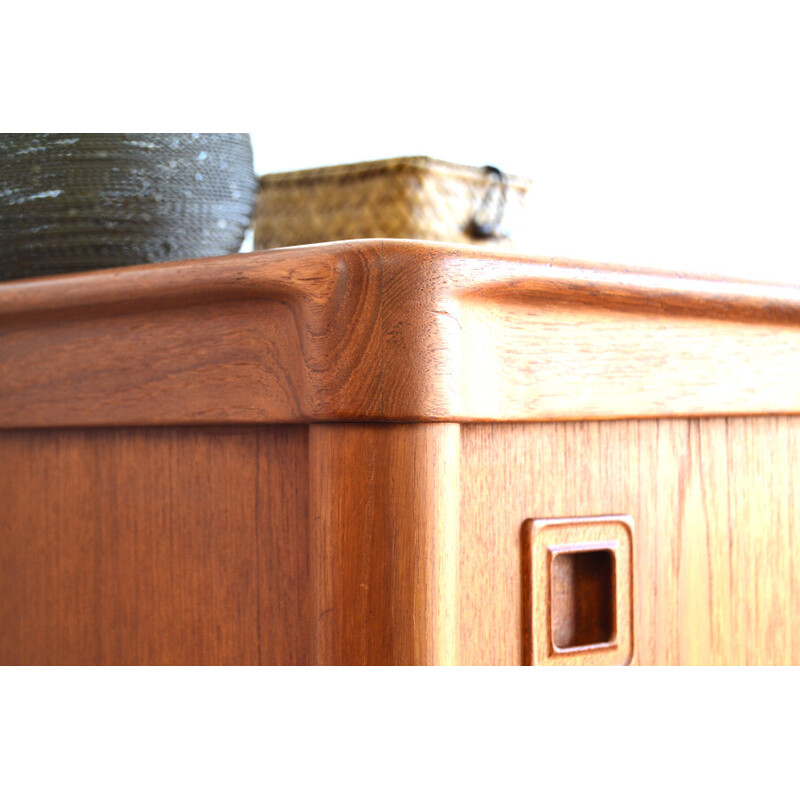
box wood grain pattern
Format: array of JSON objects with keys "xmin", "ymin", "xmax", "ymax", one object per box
[
  {"xmin": 1, "ymin": 417, "xmax": 798, "ymax": 664},
  {"xmin": 3, "ymin": 243, "xmax": 799, "ymax": 665},
  {"xmin": 309, "ymin": 423, "xmax": 460, "ymax": 665},
  {"xmin": 4, "ymin": 239, "xmax": 800, "ymax": 426},
  {"xmin": 458, "ymin": 418, "xmax": 800, "ymax": 666},
  {"xmin": 0, "ymin": 426, "xmax": 311, "ymax": 665},
  {"xmin": 0, "ymin": 422, "xmax": 461, "ymax": 665}
]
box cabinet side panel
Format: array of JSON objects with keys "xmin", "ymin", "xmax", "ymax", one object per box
[
  {"xmin": 459, "ymin": 419, "xmax": 800, "ymax": 665},
  {"xmin": 0, "ymin": 426, "xmax": 310, "ymax": 665},
  {"xmin": 309, "ymin": 423, "xmax": 460, "ymax": 665}
]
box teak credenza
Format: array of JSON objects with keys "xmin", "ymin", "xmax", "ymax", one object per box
[{"xmin": 2, "ymin": 239, "xmax": 799, "ymax": 665}]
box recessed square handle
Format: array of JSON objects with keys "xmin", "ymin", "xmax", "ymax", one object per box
[
  {"xmin": 526, "ymin": 515, "xmax": 634, "ymax": 666},
  {"xmin": 550, "ymin": 543, "xmax": 617, "ymax": 651}
]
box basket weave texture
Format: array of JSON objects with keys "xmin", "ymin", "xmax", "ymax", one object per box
[
  {"xmin": 254, "ymin": 156, "xmax": 532, "ymax": 250},
  {"xmin": 0, "ymin": 133, "xmax": 257, "ymax": 281}
]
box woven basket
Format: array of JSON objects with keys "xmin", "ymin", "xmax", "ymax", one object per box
[
  {"xmin": 254, "ymin": 156, "xmax": 532, "ymax": 250},
  {"xmin": 0, "ymin": 133, "xmax": 257, "ymax": 281}
]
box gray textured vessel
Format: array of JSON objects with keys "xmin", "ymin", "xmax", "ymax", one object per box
[{"xmin": 0, "ymin": 133, "xmax": 257, "ymax": 280}]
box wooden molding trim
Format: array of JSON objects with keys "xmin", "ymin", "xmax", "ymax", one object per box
[{"xmin": 3, "ymin": 239, "xmax": 800, "ymax": 426}]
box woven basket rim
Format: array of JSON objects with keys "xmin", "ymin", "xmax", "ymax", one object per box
[{"xmin": 259, "ymin": 156, "xmax": 532, "ymax": 188}]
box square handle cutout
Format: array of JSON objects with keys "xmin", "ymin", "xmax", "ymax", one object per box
[
  {"xmin": 551, "ymin": 545, "xmax": 617, "ymax": 651},
  {"xmin": 526, "ymin": 515, "xmax": 633, "ymax": 666}
]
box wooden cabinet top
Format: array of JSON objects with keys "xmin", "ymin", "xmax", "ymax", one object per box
[{"xmin": 2, "ymin": 239, "xmax": 800, "ymax": 427}]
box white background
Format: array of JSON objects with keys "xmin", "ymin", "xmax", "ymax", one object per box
[{"xmin": 244, "ymin": 2, "xmax": 799, "ymax": 284}]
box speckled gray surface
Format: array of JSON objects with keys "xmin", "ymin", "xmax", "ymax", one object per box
[{"xmin": 0, "ymin": 133, "xmax": 257, "ymax": 280}]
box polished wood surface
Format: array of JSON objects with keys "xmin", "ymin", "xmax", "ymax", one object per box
[
  {"xmin": 2, "ymin": 418, "xmax": 798, "ymax": 665},
  {"xmin": 309, "ymin": 424, "xmax": 460, "ymax": 665},
  {"xmin": 3, "ymin": 239, "xmax": 800, "ymax": 426},
  {"xmin": 459, "ymin": 418, "xmax": 800, "ymax": 666},
  {"xmin": 0, "ymin": 423, "xmax": 460, "ymax": 665},
  {"xmin": 0, "ymin": 426, "xmax": 312, "ymax": 665},
  {"xmin": 2, "ymin": 242, "xmax": 799, "ymax": 664}
]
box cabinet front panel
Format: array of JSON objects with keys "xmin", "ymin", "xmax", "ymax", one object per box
[{"xmin": 459, "ymin": 418, "xmax": 800, "ymax": 665}]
